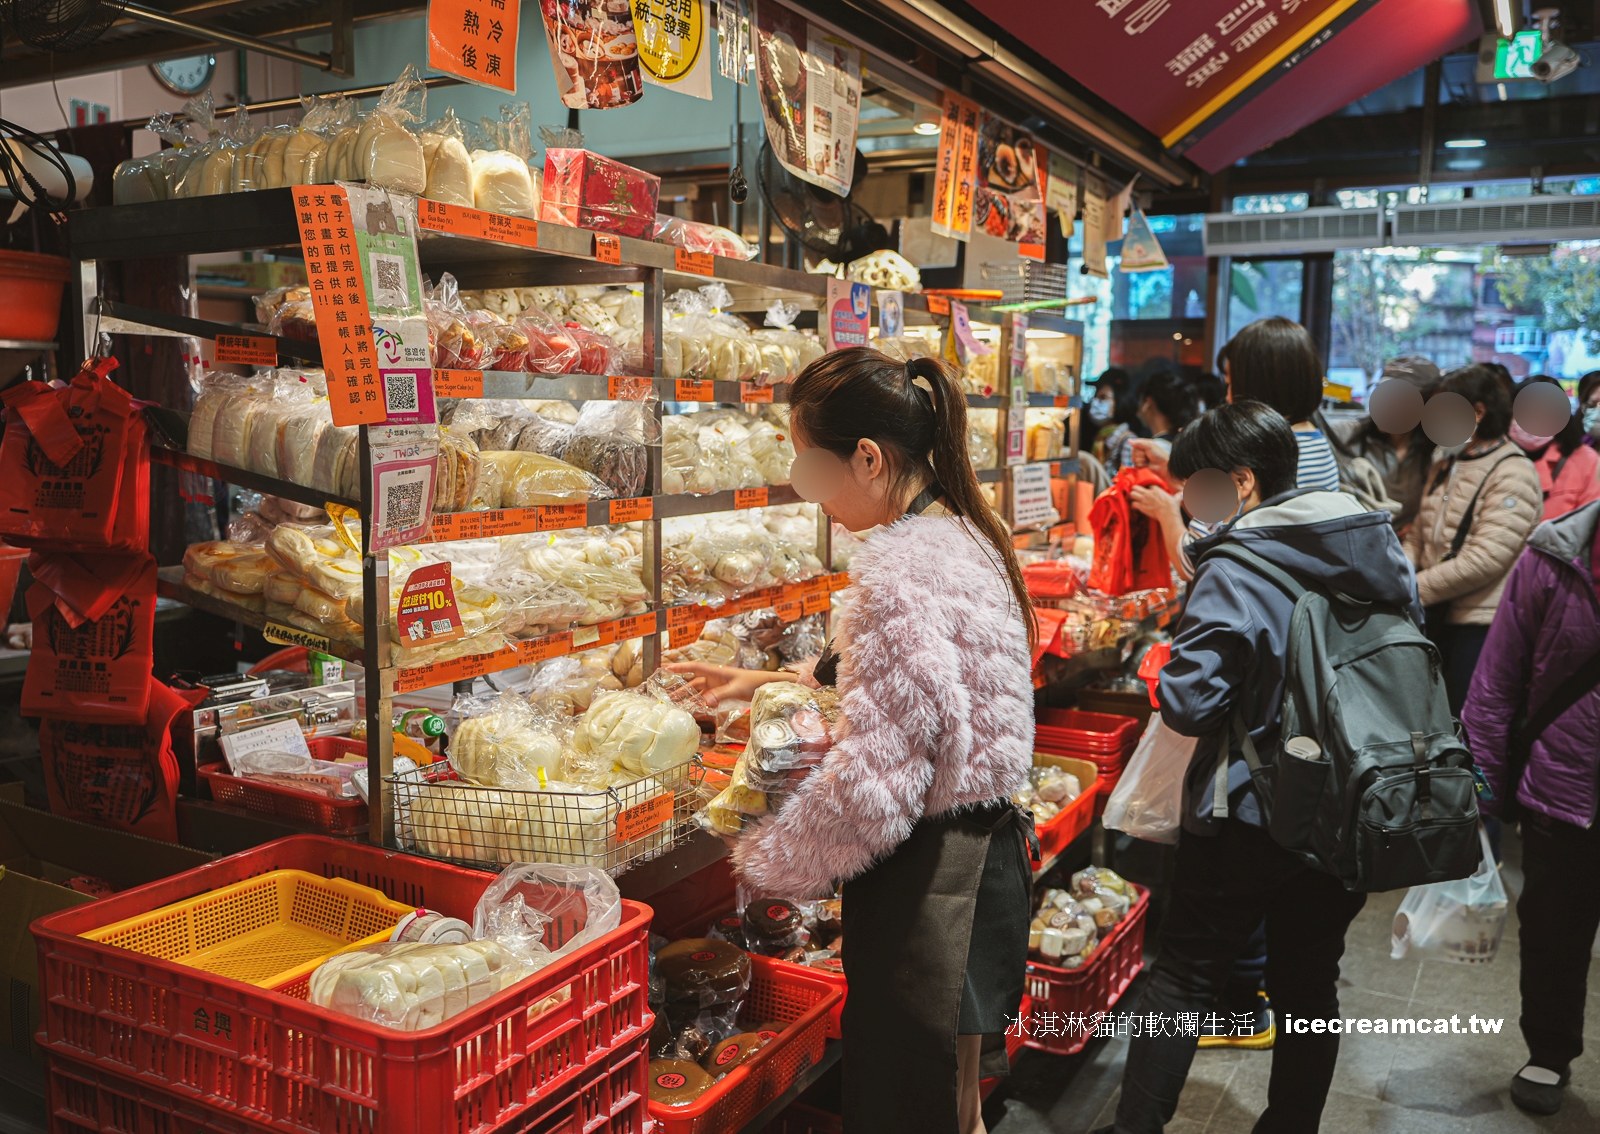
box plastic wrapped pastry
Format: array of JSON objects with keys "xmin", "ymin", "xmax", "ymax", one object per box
[
  {"xmin": 471, "ymin": 451, "xmax": 611, "ymax": 509},
  {"xmin": 449, "ymin": 692, "xmax": 564, "ymax": 788},
  {"xmin": 182, "ymin": 541, "xmax": 274, "ymax": 595},
  {"xmin": 471, "ymin": 149, "xmax": 538, "ymax": 217},
  {"xmin": 309, "ymin": 939, "xmax": 519, "ymax": 1031},
  {"xmin": 567, "ymin": 682, "xmax": 702, "ymax": 782},
  {"xmin": 358, "ymin": 64, "xmax": 428, "ymax": 194},
  {"xmin": 421, "ymin": 109, "xmax": 474, "ymax": 208}
]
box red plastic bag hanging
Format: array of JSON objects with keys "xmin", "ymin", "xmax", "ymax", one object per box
[
  {"xmin": 1088, "ymin": 467, "xmax": 1174, "ymax": 595},
  {"xmin": 39, "ymin": 678, "xmax": 204, "ymax": 843},
  {"xmin": 0, "ymin": 358, "xmax": 146, "ymax": 552},
  {"xmin": 22, "ymin": 554, "xmax": 156, "ymax": 724}
]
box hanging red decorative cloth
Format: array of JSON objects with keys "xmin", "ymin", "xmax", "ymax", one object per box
[
  {"xmin": 0, "ymin": 357, "xmax": 148, "ymax": 552},
  {"xmin": 1088, "ymin": 467, "xmax": 1175, "ymax": 594}
]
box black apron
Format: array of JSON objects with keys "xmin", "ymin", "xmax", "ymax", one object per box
[{"xmin": 839, "ymin": 799, "xmax": 1034, "ymax": 1133}]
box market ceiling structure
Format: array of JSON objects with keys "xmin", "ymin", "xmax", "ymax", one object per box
[{"xmin": 6, "ymin": 0, "xmax": 1582, "ymax": 201}]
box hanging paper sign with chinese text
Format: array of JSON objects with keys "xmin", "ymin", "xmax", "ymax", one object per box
[
  {"xmin": 428, "ymin": 0, "xmax": 519, "ymax": 92},
  {"xmin": 755, "ymin": 0, "xmax": 862, "ymax": 195},
  {"xmin": 930, "ymin": 90, "xmax": 980, "ymax": 241},
  {"xmin": 637, "ymin": 0, "xmax": 714, "ymax": 100},
  {"xmin": 293, "ymin": 185, "xmax": 384, "ymax": 426},
  {"xmin": 539, "ymin": 0, "xmax": 646, "ymax": 109},
  {"xmin": 1045, "ymin": 151, "xmax": 1079, "ymax": 239}
]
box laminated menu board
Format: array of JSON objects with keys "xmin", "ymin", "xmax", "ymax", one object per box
[
  {"xmin": 539, "ymin": 0, "xmax": 646, "ymax": 109},
  {"xmin": 973, "ymin": 114, "xmax": 1047, "ymax": 247},
  {"xmin": 755, "ymin": 0, "xmax": 862, "ymax": 195}
]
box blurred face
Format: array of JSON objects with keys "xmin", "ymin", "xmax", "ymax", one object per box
[{"xmin": 790, "ymin": 427, "xmax": 898, "ymax": 532}]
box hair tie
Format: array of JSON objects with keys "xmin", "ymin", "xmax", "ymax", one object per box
[{"xmin": 907, "ymin": 361, "xmax": 937, "ymax": 410}]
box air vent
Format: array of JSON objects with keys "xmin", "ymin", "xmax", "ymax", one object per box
[
  {"xmin": 1393, "ymin": 196, "xmax": 1600, "ymax": 244},
  {"xmin": 1203, "ymin": 208, "xmax": 1384, "ymax": 257}
]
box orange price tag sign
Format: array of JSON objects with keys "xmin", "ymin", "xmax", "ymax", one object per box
[
  {"xmin": 740, "ymin": 381, "xmax": 774, "ymax": 403},
  {"xmin": 538, "ymin": 503, "xmax": 589, "ymax": 531},
  {"xmin": 427, "ymin": 0, "xmax": 519, "ymax": 92},
  {"xmin": 1054, "ymin": 395, "xmax": 1072, "ymax": 408},
  {"xmin": 611, "ymin": 612, "xmax": 659, "ymax": 641},
  {"xmin": 214, "ymin": 333, "xmax": 277, "ymax": 366},
  {"xmin": 396, "ymin": 563, "xmax": 464, "ymax": 644},
  {"xmin": 1018, "ymin": 242, "xmax": 1046, "ymax": 262},
  {"xmin": 801, "ymin": 588, "xmax": 830, "ymax": 616},
  {"xmin": 595, "ymin": 232, "xmax": 622, "ymax": 264},
  {"xmin": 674, "ymin": 248, "xmax": 715, "ymax": 276},
  {"xmin": 395, "ymin": 646, "xmax": 518, "ymax": 693},
  {"xmin": 926, "ymin": 294, "xmax": 951, "ymax": 316},
  {"xmin": 826, "ymin": 571, "xmax": 851, "ymax": 592},
  {"xmin": 519, "ymin": 631, "xmax": 575, "ymax": 663},
  {"xmin": 417, "ymin": 198, "xmax": 487, "ymax": 238},
  {"xmin": 774, "ymin": 597, "xmax": 802, "ymax": 623},
  {"xmin": 675, "ymin": 378, "xmax": 715, "ymax": 401},
  {"xmin": 424, "ymin": 511, "xmax": 484, "ymax": 543},
  {"xmin": 608, "ymin": 374, "xmax": 654, "ymax": 399},
  {"xmin": 609, "ymin": 497, "xmax": 653, "ymax": 523},
  {"xmin": 740, "ymin": 585, "xmax": 782, "ymax": 613},
  {"xmin": 294, "ymin": 186, "xmax": 384, "ymax": 426},
  {"xmin": 479, "ymin": 508, "xmax": 540, "ymax": 538},
  {"xmin": 616, "ymin": 792, "xmax": 674, "ymax": 843},
  {"xmin": 667, "ymin": 604, "xmax": 710, "ymax": 646},
  {"xmin": 734, "ymin": 487, "xmax": 769, "ymax": 509},
  {"xmin": 482, "ymin": 211, "xmax": 537, "ymax": 248},
  {"xmin": 434, "ymin": 369, "xmax": 485, "ymax": 397}
]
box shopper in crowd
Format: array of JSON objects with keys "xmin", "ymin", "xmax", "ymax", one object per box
[
  {"xmin": 1323, "ymin": 355, "xmax": 1440, "ymax": 531},
  {"xmin": 1405, "ymin": 364, "xmax": 1543, "ymax": 713},
  {"xmin": 1579, "ymin": 370, "xmax": 1600, "ymax": 445},
  {"xmin": 1512, "ymin": 375, "xmax": 1600, "ymax": 519},
  {"xmin": 1094, "ymin": 401, "xmax": 1413, "ymax": 1134},
  {"xmin": 1461, "ymin": 494, "xmax": 1600, "ymax": 1117},
  {"xmin": 1192, "ymin": 371, "xmax": 1227, "ymax": 413},
  {"xmin": 1485, "ymin": 360, "xmax": 1517, "ymax": 400},
  {"xmin": 1089, "ymin": 367, "xmax": 1145, "ymax": 474},
  {"xmin": 1113, "ymin": 370, "xmax": 1199, "ymax": 470},
  {"xmin": 666, "ymin": 349, "xmax": 1036, "ymax": 1134}
]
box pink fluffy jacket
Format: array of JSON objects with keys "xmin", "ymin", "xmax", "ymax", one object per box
[{"xmin": 731, "ymin": 514, "xmax": 1036, "ymax": 897}]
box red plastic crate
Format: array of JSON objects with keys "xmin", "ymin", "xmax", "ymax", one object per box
[
  {"xmin": 1031, "ymin": 755, "xmax": 1099, "ymax": 867},
  {"xmin": 46, "ymin": 1045, "xmax": 650, "ymax": 1134},
  {"xmin": 1020, "ymin": 884, "xmax": 1148, "ymax": 1056},
  {"xmin": 198, "ymin": 737, "xmax": 369, "ymax": 834},
  {"xmin": 32, "ymin": 835, "xmax": 654, "ymax": 1134},
  {"xmin": 1034, "ymin": 709, "xmax": 1141, "ymax": 759},
  {"xmin": 647, "ymin": 956, "xmax": 841, "ymax": 1134}
]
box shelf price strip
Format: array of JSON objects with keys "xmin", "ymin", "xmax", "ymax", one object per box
[{"xmin": 417, "ymin": 199, "xmax": 536, "ymax": 249}]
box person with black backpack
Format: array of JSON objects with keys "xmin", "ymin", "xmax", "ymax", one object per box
[
  {"xmin": 1095, "ymin": 401, "xmax": 1480, "ymax": 1134},
  {"xmin": 1462, "ymin": 497, "xmax": 1600, "ymax": 1116}
]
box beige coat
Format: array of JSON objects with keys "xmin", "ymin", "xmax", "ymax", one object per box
[{"xmin": 1404, "ymin": 443, "xmax": 1543, "ymax": 624}]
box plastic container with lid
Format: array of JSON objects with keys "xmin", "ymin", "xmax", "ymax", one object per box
[{"xmin": 0, "ymin": 250, "xmax": 70, "ymax": 342}]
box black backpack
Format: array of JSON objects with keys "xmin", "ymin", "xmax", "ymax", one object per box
[{"xmin": 1202, "ymin": 543, "xmax": 1482, "ymax": 892}]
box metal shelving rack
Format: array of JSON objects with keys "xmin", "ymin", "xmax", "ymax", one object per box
[{"xmin": 67, "ymin": 186, "xmax": 1082, "ymax": 861}]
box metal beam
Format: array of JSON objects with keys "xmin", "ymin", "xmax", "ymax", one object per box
[{"xmin": 120, "ymin": 2, "xmax": 337, "ymax": 70}]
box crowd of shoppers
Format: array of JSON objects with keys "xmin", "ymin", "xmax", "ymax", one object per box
[{"xmin": 1075, "ymin": 330, "xmax": 1600, "ymax": 1130}]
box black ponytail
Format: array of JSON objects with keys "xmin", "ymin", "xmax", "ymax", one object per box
[{"xmin": 789, "ymin": 347, "xmax": 1036, "ymax": 648}]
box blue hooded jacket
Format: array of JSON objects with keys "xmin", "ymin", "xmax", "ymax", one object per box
[{"xmin": 1161, "ymin": 489, "xmax": 1422, "ymax": 835}]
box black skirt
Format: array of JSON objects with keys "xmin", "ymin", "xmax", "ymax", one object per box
[{"xmin": 839, "ymin": 799, "xmax": 1032, "ymax": 1134}]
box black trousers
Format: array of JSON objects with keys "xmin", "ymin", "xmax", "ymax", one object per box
[
  {"xmin": 1518, "ymin": 810, "xmax": 1600, "ymax": 1072},
  {"xmin": 1113, "ymin": 820, "xmax": 1366, "ymax": 1134}
]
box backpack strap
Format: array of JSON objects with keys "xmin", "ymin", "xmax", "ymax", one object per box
[
  {"xmin": 1201, "ymin": 542, "xmax": 1309, "ymax": 601},
  {"xmin": 1514, "ymin": 644, "xmax": 1600, "ymax": 753},
  {"xmin": 1443, "ymin": 449, "xmax": 1522, "ymax": 561}
]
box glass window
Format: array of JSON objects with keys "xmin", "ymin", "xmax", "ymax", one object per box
[
  {"xmin": 1229, "ymin": 260, "xmax": 1302, "ymax": 334},
  {"xmin": 1231, "ymin": 193, "xmax": 1309, "ymax": 214}
]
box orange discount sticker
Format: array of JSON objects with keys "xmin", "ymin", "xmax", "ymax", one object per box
[{"xmin": 595, "ymin": 232, "xmax": 622, "ymax": 264}]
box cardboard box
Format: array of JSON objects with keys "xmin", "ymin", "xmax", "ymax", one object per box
[{"xmin": 0, "ymin": 800, "xmax": 213, "ymax": 1061}]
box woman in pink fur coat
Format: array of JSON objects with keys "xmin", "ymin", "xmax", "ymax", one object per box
[{"xmin": 669, "ymin": 349, "xmax": 1038, "ymax": 1134}]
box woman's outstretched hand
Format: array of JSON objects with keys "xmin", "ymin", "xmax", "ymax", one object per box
[{"xmin": 662, "ymin": 662, "xmax": 784, "ymax": 707}]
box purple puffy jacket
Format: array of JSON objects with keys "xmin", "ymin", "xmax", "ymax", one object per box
[{"xmin": 1462, "ymin": 499, "xmax": 1600, "ymax": 828}]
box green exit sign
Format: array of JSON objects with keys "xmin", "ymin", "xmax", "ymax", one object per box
[{"xmin": 1495, "ymin": 30, "xmax": 1544, "ymax": 79}]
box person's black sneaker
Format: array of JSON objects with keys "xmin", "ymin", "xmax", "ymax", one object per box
[
  {"xmin": 1197, "ymin": 990, "xmax": 1275, "ymax": 1050},
  {"xmin": 1509, "ymin": 1064, "xmax": 1569, "ymax": 1115}
]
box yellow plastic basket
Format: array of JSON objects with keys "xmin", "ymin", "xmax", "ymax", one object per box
[{"xmin": 80, "ymin": 868, "xmax": 414, "ymax": 987}]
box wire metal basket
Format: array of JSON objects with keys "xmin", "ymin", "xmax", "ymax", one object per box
[
  {"xmin": 386, "ymin": 758, "xmax": 698, "ymax": 876},
  {"xmin": 979, "ymin": 261, "xmax": 1070, "ymax": 305}
]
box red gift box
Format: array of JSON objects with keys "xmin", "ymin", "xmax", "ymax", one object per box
[{"xmin": 541, "ymin": 148, "xmax": 660, "ymax": 238}]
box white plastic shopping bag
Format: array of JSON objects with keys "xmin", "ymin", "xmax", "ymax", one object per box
[
  {"xmin": 1390, "ymin": 827, "xmax": 1506, "ymax": 964},
  {"xmin": 1101, "ymin": 714, "xmax": 1197, "ymax": 845}
]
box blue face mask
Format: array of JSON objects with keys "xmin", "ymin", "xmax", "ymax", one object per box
[
  {"xmin": 1585, "ymin": 405, "xmax": 1600, "ymax": 435},
  {"xmin": 1088, "ymin": 399, "xmax": 1112, "ymax": 425}
]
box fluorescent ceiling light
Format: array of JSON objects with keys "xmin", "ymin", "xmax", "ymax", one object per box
[
  {"xmin": 913, "ymin": 121, "xmax": 941, "ymax": 135},
  {"xmin": 1444, "ymin": 138, "xmax": 1487, "ymax": 148}
]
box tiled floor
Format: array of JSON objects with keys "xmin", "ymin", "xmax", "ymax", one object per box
[{"xmin": 993, "ymin": 827, "xmax": 1600, "ymax": 1133}]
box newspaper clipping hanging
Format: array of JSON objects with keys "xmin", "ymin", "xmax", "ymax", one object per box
[{"xmin": 755, "ymin": 0, "xmax": 864, "ymax": 195}]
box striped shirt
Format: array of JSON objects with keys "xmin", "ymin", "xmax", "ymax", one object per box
[{"xmin": 1183, "ymin": 427, "xmax": 1346, "ymax": 551}]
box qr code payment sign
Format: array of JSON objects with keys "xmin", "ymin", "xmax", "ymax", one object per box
[
  {"xmin": 369, "ymin": 252, "xmax": 410, "ymax": 309},
  {"xmin": 385, "ymin": 372, "xmax": 419, "ymax": 415}
]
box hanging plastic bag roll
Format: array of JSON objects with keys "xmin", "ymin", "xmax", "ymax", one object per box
[{"xmin": 1100, "ymin": 715, "xmax": 1196, "ymax": 846}]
